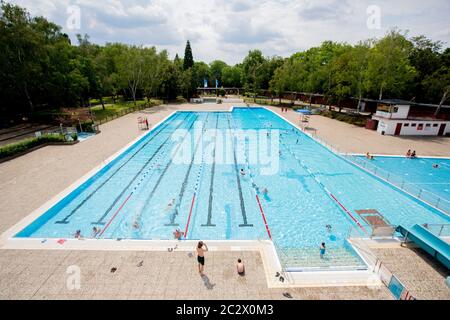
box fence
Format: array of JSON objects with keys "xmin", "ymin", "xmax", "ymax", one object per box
[
  {"xmin": 343, "ymin": 154, "xmax": 450, "ymax": 216},
  {"xmin": 93, "ymin": 104, "xmax": 151, "ymax": 126},
  {"xmin": 349, "ymin": 234, "xmax": 416, "ymax": 300},
  {"xmin": 422, "ymin": 223, "xmax": 450, "ymax": 237},
  {"xmin": 305, "ymin": 129, "xmax": 450, "ymax": 216}
]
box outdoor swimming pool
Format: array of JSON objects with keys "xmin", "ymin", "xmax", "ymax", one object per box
[
  {"xmin": 14, "ymin": 108, "xmax": 450, "ymax": 269},
  {"xmin": 356, "ymin": 156, "xmax": 450, "ymax": 202}
]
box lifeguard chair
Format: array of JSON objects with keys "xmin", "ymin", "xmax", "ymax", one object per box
[
  {"xmin": 296, "ymin": 109, "xmax": 312, "ymax": 130},
  {"xmin": 137, "ymin": 117, "xmax": 149, "ymax": 130}
]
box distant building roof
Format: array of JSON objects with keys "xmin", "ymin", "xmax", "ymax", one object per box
[
  {"xmin": 377, "ymin": 99, "xmax": 413, "ymax": 105},
  {"xmin": 359, "ymin": 98, "xmax": 450, "ymax": 109}
]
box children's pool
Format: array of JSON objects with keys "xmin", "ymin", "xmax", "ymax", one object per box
[
  {"xmin": 356, "ymin": 156, "xmax": 450, "ymax": 203},
  {"xmin": 15, "ymin": 108, "xmax": 450, "ymax": 269}
]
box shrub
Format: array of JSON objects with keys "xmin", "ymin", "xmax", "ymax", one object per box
[
  {"xmin": 0, "ymin": 134, "xmax": 67, "ymax": 159},
  {"xmin": 80, "ymin": 120, "xmax": 95, "ymax": 132},
  {"xmin": 175, "ymin": 96, "xmax": 187, "ymax": 103}
]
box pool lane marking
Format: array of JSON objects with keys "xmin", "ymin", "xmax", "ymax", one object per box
[
  {"xmin": 97, "ymin": 193, "xmax": 133, "ymax": 238},
  {"xmin": 184, "ymin": 194, "xmax": 196, "ymax": 238},
  {"xmin": 280, "ymin": 140, "xmax": 368, "ymax": 234},
  {"xmin": 255, "ymin": 194, "xmax": 272, "ymax": 239},
  {"xmin": 328, "ymin": 193, "xmax": 367, "ymax": 233},
  {"xmin": 166, "ymin": 114, "xmax": 210, "ymax": 227},
  {"xmin": 129, "ymin": 115, "xmax": 199, "ymax": 230},
  {"xmin": 92, "ymin": 113, "xmax": 195, "ymax": 225},
  {"xmin": 226, "ymin": 115, "xmax": 252, "ymax": 227},
  {"xmin": 184, "ymin": 123, "xmax": 209, "ymax": 238},
  {"xmin": 202, "ymin": 114, "xmax": 220, "ymax": 227},
  {"xmin": 55, "ymin": 112, "xmax": 184, "ymax": 224}
]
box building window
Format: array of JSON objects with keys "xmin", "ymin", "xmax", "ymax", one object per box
[
  {"xmin": 417, "ymin": 124, "xmax": 423, "ymax": 130},
  {"xmin": 404, "ymin": 123, "xmax": 409, "ymax": 127},
  {"xmin": 433, "ymin": 124, "xmax": 438, "ymax": 127},
  {"xmin": 411, "ymin": 123, "xmax": 416, "ymax": 127},
  {"xmin": 426, "ymin": 124, "xmax": 431, "ymax": 127}
]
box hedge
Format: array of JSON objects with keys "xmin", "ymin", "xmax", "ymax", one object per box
[{"xmin": 0, "ymin": 134, "xmax": 72, "ymax": 159}]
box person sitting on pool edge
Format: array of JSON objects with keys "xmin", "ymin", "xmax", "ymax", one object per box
[
  {"xmin": 406, "ymin": 149, "xmax": 412, "ymax": 158},
  {"xmin": 411, "ymin": 150, "xmax": 417, "ymax": 158},
  {"xmin": 236, "ymin": 259, "xmax": 245, "ymax": 276},
  {"xmin": 92, "ymin": 226, "xmax": 101, "ymax": 237},
  {"xmin": 74, "ymin": 230, "xmax": 82, "ymax": 239},
  {"xmin": 366, "ymin": 152, "xmax": 374, "ymax": 160}
]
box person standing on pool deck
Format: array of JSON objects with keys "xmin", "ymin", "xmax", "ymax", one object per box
[
  {"xmin": 320, "ymin": 242, "xmax": 326, "ymax": 259},
  {"xmin": 196, "ymin": 241, "xmax": 208, "ymax": 275}
]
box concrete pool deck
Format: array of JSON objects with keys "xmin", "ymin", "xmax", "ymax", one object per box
[{"xmin": 0, "ymin": 103, "xmax": 448, "ymax": 299}]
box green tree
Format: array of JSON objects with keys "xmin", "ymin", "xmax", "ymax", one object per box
[
  {"xmin": 183, "ymin": 40, "xmax": 194, "ymax": 70},
  {"xmin": 116, "ymin": 46, "xmax": 145, "ymax": 106},
  {"xmin": 209, "ymin": 60, "xmax": 228, "ymax": 87},
  {"xmin": 365, "ymin": 29, "xmax": 416, "ymax": 100},
  {"xmin": 222, "ymin": 65, "xmax": 242, "ymax": 87},
  {"xmin": 241, "ymin": 50, "xmax": 266, "ymax": 100}
]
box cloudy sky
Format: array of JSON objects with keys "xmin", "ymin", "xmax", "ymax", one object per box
[{"xmin": 9, "ymin": 0, "xmax": 450, "ymax": 64}]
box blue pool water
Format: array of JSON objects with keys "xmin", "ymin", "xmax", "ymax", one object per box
[
  {"xmin": 16, "ymin": 108, "xmax": 450, "ymax": 269},
  {"xmin": 357, "ymin": 156, "xmax": 450, "ymax": 202}
]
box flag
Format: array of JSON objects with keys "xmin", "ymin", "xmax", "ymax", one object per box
[
  {"xmin": 215, "ymin": 79, "xmax": 219, "ymax": 88},
  {"xmin": 204, "ymin": 79, "xmax": 208, "ymax": 88}
]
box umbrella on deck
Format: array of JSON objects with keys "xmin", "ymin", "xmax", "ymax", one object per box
[{"xmin": 295, "ymin": 109, "xmax": 312, "ymax": 115}]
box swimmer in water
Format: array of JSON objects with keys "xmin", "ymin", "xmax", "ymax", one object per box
[
  {"xmin": 240, "ymin": 169, "xmax": 245, "ymax": 176},
  {"xmin": 326, "ymin": 224, "xmax": 332, "ymax": 233},
  {"xmin": 133, "ymin": 221, "xmax": 140, "ymax": 230},
  {"xmin": 320, "ymin": 242, "xmax": 326, "ymax": 259},
  {"xmin": 261, "ymin": 188, "xmax": 269, "ymax": 196},
  {"xmin": 74, "ymin": 230, "xmax": 82, "ymax": 239},
  {"xmin": 167, "ymin": 198, "xmax": 176, "ymax": 211},
  {"xmin": 92, "ymin": 227, "xmax": 101, "ymax": 237},
  {"xmin": 173, "ymin": 229, "xmax": 184, "ymax": 240},
  {"xmin": 433, "ymin": 164, "xmax": 439, "ymax": 169}
]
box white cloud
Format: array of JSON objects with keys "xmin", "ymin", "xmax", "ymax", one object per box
[{"xmin": 8, "ymin": 0, "xmax": 450, "ymax": 64}]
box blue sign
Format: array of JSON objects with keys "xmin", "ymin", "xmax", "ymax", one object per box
[{"xmin": 388, "ymin": 276, "xmax": 404, "ymax": 299}]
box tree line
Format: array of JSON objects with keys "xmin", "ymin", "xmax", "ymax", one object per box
[{"xmin": 1, "ymin": 2, "xmax": 449, "ymax": 119}]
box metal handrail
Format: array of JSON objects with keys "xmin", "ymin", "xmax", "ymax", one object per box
[
  {"xmin": 348, "ymin": 227, "xmax": 415, "ymax": 300},
  {"xmin": 344, "ymin": 154, "xmax": 450, "ymax": 216},
  {"xmin": 422, "ymin": 223, "xmax": 450, "ymax": 237},
  {"xmin": 306, "ymin": 129, "xmax": 450, "ymax": 216}
]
